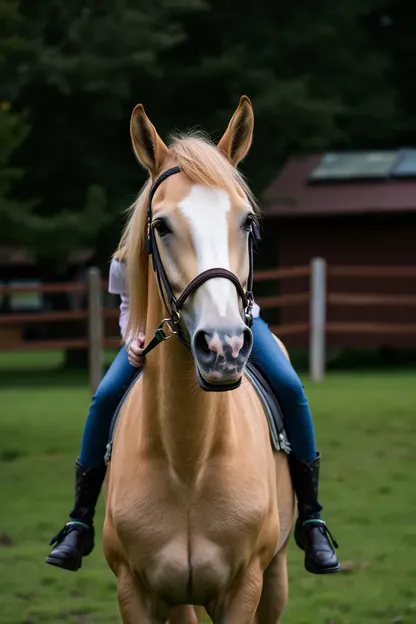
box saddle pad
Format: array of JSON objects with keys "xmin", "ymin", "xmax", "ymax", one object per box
[
  {"xmin": 244, "ymin": 361, "xmax": 291, "ymax": 454},
  {"xmin": 105, "ymin": 362, "xmax": 290, "ymax": 464},
  {"xmin": 105, "ymin": 368, "xmax": 143, "ymax": 465}
]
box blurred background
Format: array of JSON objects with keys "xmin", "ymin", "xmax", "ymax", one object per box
[{"xmin": 1, "ymin": 1, "xmax": 416, "ymax": 623}]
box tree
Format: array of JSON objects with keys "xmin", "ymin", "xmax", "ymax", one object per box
[
  {"xmin": 3, "ymin": 0, "xmax": 207, "ymax": 271},
  {"xmin": 0, "ymin": 0, "xmax": 31, "ymax": 243},
  {"xmin": 0, "ymin": 0, "xmax": 406, "ymax": 272},
  {"xmin": 365, "ymin": 0, "xmax": 416, "ymax": 145},
  {"xmin": 160, "ymin": 0, "xmax": 400, "ymax": 192}
]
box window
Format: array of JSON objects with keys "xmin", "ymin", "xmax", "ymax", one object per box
[
  {"xmin": 308, "ymin": 151, "xmax": 398, "ymax": 182},
  {"xmin": 392, "ymin": 149, "xmax": 416, "ymax": 177}
]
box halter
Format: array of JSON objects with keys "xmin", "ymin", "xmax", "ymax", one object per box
[{"xmin": 142, "ymin": 166, "xmax": 260, "ymax": 361}]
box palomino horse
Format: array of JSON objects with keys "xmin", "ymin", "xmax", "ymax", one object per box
[{"xmin": 103, "ymin": 96, "xmax": 295, "ymax": 623}]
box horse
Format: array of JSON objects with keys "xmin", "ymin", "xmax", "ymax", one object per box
[{"xmin": 102, "ymin": 96, "xmax": 295, "ymax": 624}]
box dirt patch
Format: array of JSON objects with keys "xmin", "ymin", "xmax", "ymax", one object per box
[{"xmin": 0, "ymin": 532, "xmax": 16, "ymax": 547}]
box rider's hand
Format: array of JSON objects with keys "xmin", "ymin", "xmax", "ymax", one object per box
[{"xmin": 127, "ymin": 330, "xmax": 146, "ymax": 368}]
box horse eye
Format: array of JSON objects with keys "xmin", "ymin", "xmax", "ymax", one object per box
[
  {"xmin": 242, "ymin": 215, "xmax": 255, "ymax": 232},
  {"xmin": 153, "ymin": 219, "xmax": 172, "ymax": 238}
]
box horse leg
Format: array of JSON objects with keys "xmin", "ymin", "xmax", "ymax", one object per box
[
  {"xmin": 255, "ymin": 545, "xmax": 289, "ymax": 624},
  {"xmin": 168, "ymin": 605, "xmax": 201, "ymax": 624},
  {"xmin": 208, "ymin": 561, "xmax": 263, "ymax": 624},
  {"xmin": 117, "ymin": 565, "xmax": 166, "ymax": 624}
]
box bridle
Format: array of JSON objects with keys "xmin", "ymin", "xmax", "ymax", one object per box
[{"xmin": 142, "ymin": 166, "xmax": 260, "ymax": 361}]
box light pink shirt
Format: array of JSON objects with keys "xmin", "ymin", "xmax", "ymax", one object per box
[{"xmin": 108, "ymin": 258, "xmax": 260, "ymax": 340}]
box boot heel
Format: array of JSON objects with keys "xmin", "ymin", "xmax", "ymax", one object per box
[{"xmin": 45, "ymin": 553, "xmax": 82, "ymax": 572}]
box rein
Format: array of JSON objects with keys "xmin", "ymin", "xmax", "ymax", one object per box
[{"xmin": 141, "ymin": 166, "xmax": 259, "ymax": 358}]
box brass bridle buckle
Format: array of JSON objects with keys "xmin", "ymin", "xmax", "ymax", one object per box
[{"xmin": 155, "ymin": 318, "xmax": 178, "ymax": 342}]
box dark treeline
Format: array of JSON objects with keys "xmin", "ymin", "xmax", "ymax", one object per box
[{"xmin": 0, "ymin": 0, "xmax": 413, "ymax": 273}]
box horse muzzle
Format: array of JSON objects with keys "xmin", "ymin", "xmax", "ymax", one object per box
[{"xmin": 192, "ymin": 324, "xmax": 253, "ymax": 392}]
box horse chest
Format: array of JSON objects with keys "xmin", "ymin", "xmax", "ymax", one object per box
[
  {"xmin": 111, "ymin": 460, "xmax": 278, "ymax": 603},
  {"xmin": 115, "ymin": 464, "xmax": 274, "ymax": 539}
]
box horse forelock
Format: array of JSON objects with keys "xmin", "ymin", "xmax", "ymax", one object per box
[{"xmin": 169, "ymin": 133, "xmax": 259, "ymax": 213}]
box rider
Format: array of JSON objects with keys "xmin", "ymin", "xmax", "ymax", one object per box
[{"xmin": 46, "ymin": 251, "xmax": 340, "ymax": 575}]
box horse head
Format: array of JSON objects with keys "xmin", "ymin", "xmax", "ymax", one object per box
[{"xmin": 125, "ymin": 96, "xmax": 260, "ymax": 391}]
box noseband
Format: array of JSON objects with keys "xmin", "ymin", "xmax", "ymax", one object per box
[{"xmin": 142, "ymin": 166, "xmax": 259, "ymax": 357}]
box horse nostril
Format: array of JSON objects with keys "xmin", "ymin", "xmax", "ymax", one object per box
[
  {"xmin": 241, "ymin": 327, "xmax": 253, "ymax": 359},
  {"xmin": 193, "ymin": 329, "xmax": 217, "ymax": 368}
]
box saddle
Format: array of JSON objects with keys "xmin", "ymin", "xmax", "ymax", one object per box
[{"xmin": 105, "ymin": 362, "xmax": 290, "ymax": 465}]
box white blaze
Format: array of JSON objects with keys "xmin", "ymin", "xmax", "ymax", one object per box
[{"xmin": 178, "ymin": 185, "xmax": 233, "ymax": 318}]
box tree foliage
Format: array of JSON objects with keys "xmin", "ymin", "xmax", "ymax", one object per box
[
  {"xmin": 0, "ymin": 0, "xmax": 412, "ymax": 272},
  {"xmin": 0, "ymin": 0, "xmax": 31, "ymax": 244}
]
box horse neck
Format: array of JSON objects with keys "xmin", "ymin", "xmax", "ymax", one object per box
[{"xmin": 140, "ymin": 283, "xmax": 232, "ymax": 483}]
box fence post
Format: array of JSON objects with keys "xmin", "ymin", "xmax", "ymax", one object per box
[
  {"xmin": 309, "ymin": 257, "xmax": 326, "ymax": 382},
  {"xmin": 88, "ymin": 267, "xmax": 103, "ymax": 394}
]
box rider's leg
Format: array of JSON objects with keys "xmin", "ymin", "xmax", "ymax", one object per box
[
  {"xmin": 250, "ymin": 316, "xmax": 340, "ymax": 574},
  {"xmin": 46, "ymin": 345, "xmax": 137, "ymax": 571}
]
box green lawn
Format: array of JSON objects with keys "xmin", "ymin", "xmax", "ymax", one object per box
[{"xmin": 1, "ymin": 357, "xmax": 416, "ymax": 623}]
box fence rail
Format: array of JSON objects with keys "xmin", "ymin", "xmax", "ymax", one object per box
[
  {"xmin": 255, "ymin": 292, "xmax": 310, "ymax": 309},
  {"xmin": 253, "ymin": 266, "xmax": 311, "ymax": 280},
  {"xmin": 327, "ymin": 265, "xmax": 416, "ymax": 279},
  {"xmin": 0, "ymin": 282, "xmax": 88, "ymax": 295},
  {"xmin": 327, "ymin": 293, "xmax": 416, "ymax": 307},
  {"xmin": 2, "ymin": 259, "xmax": 416, "ymax": 385},
  {"xmin": 326, "ymin": 322, "xmax": 416, "ymax": 334}
]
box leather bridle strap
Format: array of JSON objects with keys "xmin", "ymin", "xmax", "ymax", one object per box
[
  {"xmin": 175, "ymin": 267, "xmax": 249, "ymax": 311},
  {"xmin": 146, "ymin": 166, "xmax": 182, "ymax": 315}
]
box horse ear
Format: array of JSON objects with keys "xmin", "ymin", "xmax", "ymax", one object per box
[
  {"xmin": 217, "ymin": 96, "xmax": 254, "ymax": 166},
  {"xmin": 130, "ymin": 104, "xmax": 169, "ymax": 176}
]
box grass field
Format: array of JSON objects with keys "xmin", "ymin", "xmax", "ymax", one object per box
[{"xmin": 1, "ymin": 352, "xmax": 416, "ymax": 623}]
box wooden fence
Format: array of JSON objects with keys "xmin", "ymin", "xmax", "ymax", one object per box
[{"xmin": 1, "ymin": 260, "xmax": 416, "ymax": 388}]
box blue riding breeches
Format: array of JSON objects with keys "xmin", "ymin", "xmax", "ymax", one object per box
[
  {"xmin": 249, "ymin": 316, "xmax": 317, "ymax": 463},
  {"xmin": 78, "ymin": 346, "xmax": 136, "ymax": 469}
]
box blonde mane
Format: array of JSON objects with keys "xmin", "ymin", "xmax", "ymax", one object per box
[
  {"xmin": 116, "ymin": 133, "xmax": 260, "ymax": 342},
  {"xmin": 168, "ymin": 133, "xmax": 259, "ymax": 211}
]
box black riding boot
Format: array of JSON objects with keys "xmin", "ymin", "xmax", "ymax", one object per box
[
  {"xmin": 46, "ymin": 460, "xmax": 107, "ymax": 571},
  {"xmin": 289, "ymin": 452, "xmax": 340, "ymax": 574}
]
